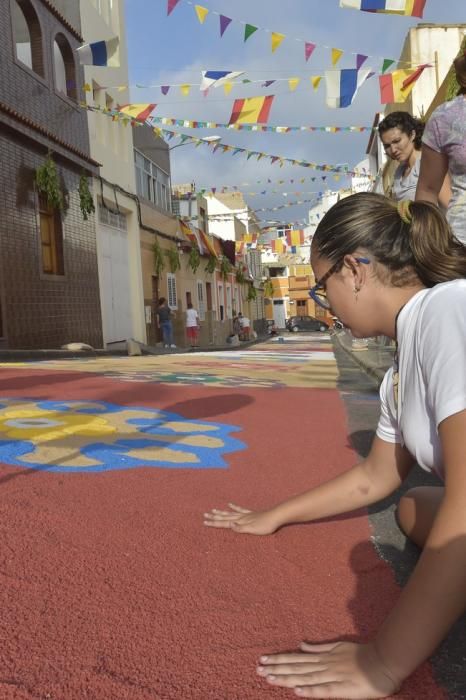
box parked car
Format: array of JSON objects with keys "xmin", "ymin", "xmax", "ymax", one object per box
[{"xmin": 285, "ymin": 315, "xmax": 329, "ymax": 333}]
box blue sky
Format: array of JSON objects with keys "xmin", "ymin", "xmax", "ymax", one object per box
[{"xmin": 124, "ymin": 0, "xmax": 465, "ymax": 226}]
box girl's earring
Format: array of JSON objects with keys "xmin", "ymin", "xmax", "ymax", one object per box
[{"xmin": 354, "ymin": 286, "xmax": 360, "ymax": 301}]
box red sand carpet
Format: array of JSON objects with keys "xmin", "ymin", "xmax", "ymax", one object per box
[{"xmin": 0, "ymin": 366, "xmax": 445, "ymax": 699}]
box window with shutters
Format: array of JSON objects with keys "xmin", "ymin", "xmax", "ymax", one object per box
[
  {"xmin": 167, "ymin": 273, "xmax": 177, "ymax": 309},
  {"xmin": 197, "ymin": 281, "xmax": 205, "ymax": 320},
  {"xmin": 38, "ymin": 194, "xmax": 64, "ymax": 276}
]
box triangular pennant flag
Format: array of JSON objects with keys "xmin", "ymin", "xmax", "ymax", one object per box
[
  {"xmin": 382, "ymin": 58, "xmax": 395, "ymax": 74},
  {"xmin": 262, "ymin": 80, "xmax": 275, "ymax": 88},
  {"xmin": 305, "ymin": 42, "xmax": 316, "ymax": 62},
  {"xmin": 161, "ymin": 85, "xmax": 170, "ymax": 95},
  {"xmin": 219, "ymin": 15, "xmax": 232, "ymax": 37},
  {"xmin": 311, "ymin": 76, "xmax": 322, "ymax": 90},
  {"xmin": 356, "ymin": 54, "xmax": 368, "ymax": 70},
  {"xmin": 180, "ymin": 84, "xmax": 191, "ymax": 96},
  {"xmin": 223, "ymin": 82, "xmax": 233, "ymax": 96},
  {"xmin": 288, "ymin": 77, "xmax": 300, "ymax": 92},
  {"xmin": 167, "ymin": 0, "xmax": 181, "ymax": 16},
  {"xmin": 271, "ymin": 32, "xmax": 285, "ymax": 53},
  {"xmin": 194, "ymin": 5, "xmax": 209, "ymax": 23},
  {"xmin": 331, "ymin": 48, "xmax": 343, "ymax": 66},
  {"xmin": 244, "ymin": 24, "xmax": 258, "ymax": 42}
]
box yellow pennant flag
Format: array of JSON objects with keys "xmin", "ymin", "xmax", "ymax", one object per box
[
  {"xmin": 180, "ymin": 84, "xmax": 191, "ymax": 96},
  {"xmin": 271, "ymin": 32, "xmax": 285, "ymax": 53},
  {"xmin": 194, "ymin": 4, "xmax": 209, "ymax": 23},
  {"xmin": 223, "ymin": 82, "xmax": 233, "ymax": 96},
  {"xmin": 331, "ymin": 48, "xmax": 343, "ymax": 66},
  {"xmin": 311, "ymin": 76, "xmax": 322, "ymax": 91},
  {"xmin": 117, "ymin": 85, "xmax": 127, "ymax": 92},
  {"xmin": 83, "ymin": 83, "xmax": 92, "ymax": 92},
  {"xmin": 288, "ymin": 77, "xmax": 300, "ymax": 92}
]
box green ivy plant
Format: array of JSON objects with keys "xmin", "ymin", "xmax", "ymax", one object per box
[
  {"xmin": 35, "ymin": 152, "xmax": 63, "ymax": 210},
  {"xmin": 235, "ymin": 266, "xmax": 246, "ymax": 284},
  {"xmin": 78, "ymin": 173, "xmax": 95, "ymax": 221},
  {"xmin": 246, "ymin": 285, "xmax": 257, "ymax": 301},
  {"xmin": 152, "ymin": 238, "xmax": 165, "ymax": 277},
  {"xmin": 165, "ymin": 246, "xmax": 181, "ymax": 273},
  {"xmin": 219, "ymin": 256, "xmax": 232, "ymax": 280},
  {"xmin": 445, "ymin": 36, "xmax": 466, "ymax": 101},
  {"xmin": 187, "ymin": 246, "xmax": 201, "ymax": 273},
  {"xmin": 263, "ymin": 280, "xmax": 274, "ymax": 297},
  {"xmin": 205, "ymin": 255, "xmax": 217, "ymax": 274}
]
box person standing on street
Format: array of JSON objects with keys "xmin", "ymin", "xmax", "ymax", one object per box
[
  {"xmin": 185, "ymin": 302, "xmax": 200, "ymax": 350},
  {"xmin": 204, "ymin": 193, "xmax": 466, "ymax": 699},
  {"xmin": 378, "ymin": 111, "xmax": 451, "ymax": 205},
  {"xmin": 156, "ymin": 297, "xmax": 176, "ymax": 349},
  {"xmin": 416, "ymin": 51, "xmax": 466, "ymax": 244}
]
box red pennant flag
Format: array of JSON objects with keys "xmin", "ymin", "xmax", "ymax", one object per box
[
  {"xmin": 305, "ymin": 42, "xmax": 316, "ymax": 62},
  {"xmin": 167, "ymin": 0, "xmax": 181, "ymax": 15}
]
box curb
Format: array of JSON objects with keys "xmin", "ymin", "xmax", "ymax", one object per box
[{"xmin": 332, "ymin": 332, "xmax": 390, "ymax": 384}]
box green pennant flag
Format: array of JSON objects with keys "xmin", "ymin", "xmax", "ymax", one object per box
[
  {"xmin": 244, "ymin": 24, "xmax": 258, "ymax": 42},
  {"xmin": 382, "ymin": 59, "xmax": 395, "ymax": 74}
]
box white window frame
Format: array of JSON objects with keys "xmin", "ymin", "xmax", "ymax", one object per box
[
  {"xmin": 225, "ymin": 284, "xmax": 232, "ymax": 319},
  {"xmin": 167, "ymin": 273, "xmax": 178, "ymax": 309},
  {"xmin": 197, "ymin": 280, "xmax": 205, "ymax": 321}
]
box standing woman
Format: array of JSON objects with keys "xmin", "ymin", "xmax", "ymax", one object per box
[
  {"xmin": 416, "ymin": 52, "xmax": 466, "ymax": 244},
  {"xmin": 378, "ymin": 111, "xmax": 451, "ymax": 205},
  {"xmin": 204, "ymin": 193, "xmax": 466, "ymax": 699}
]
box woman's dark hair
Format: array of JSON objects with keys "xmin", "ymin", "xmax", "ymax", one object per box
[
  {"xmin": 158, "ymin": 297, "xmax": 166, "ymax": 305},
  {"xmin": 378, "ymin": 111, "xmax": 424, "ymax": 150},
  {"xmin": 453, "ymin": 53, "xmax": 466, "ymax": 94},
  {"xmin": 312, "ymin": 192, "xmax": 466, "ymax": 288}
]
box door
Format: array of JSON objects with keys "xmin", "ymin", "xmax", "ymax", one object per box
[
  {"xmin": 99, "ymin": 223, "xmax": 132, "ymax": 345},
  {"xmin": 273, "ymin": 299, "xmax": 286, "ymax": 329}
]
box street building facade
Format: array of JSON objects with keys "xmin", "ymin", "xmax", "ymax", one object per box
[{"xmin": 0, "ymin": 0, "xmax": 103, "ymax": 349}]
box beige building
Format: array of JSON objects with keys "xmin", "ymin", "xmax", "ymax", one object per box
[{"xmin": 80, "ymin": 0, "xmax": 146, "ymax": 348}]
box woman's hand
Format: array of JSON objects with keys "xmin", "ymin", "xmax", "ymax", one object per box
[
  {"xmin": 203, "ymin": 503, "xmax": 281, "ymax": 535},
  {"xmin": 256, "ymin": 641, "xmax": 401, "ymax": 698}
]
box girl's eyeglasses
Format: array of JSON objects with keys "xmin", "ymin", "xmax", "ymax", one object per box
[{"xmin": 309, "ymin": 257, "xmax": 370, "ymax": 310}]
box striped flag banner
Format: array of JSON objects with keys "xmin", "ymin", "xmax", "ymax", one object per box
[
  {"xmin": 286, "ymin": 229, "xmax": 304, "ymax": 246},
  {"xmin": 271, "ymin": 239, "xmax": 286, "ymax": 254},
  {"xmin": 339, "ymin": 0, "xmax": 426, "ymax": 17},
  {"xmin": 325, "ymin": 69, "xmax": 372, "ymax": 108},
  {"xmin": 200, "ymin": 71, "xmax": 244, "ymax": 91},
  {"xmin": 198, "ymin": 229, "xmax": 218, "ymax": 257},
  {"xmin": 229, "ymin": 96, "xmax": 275, "ymax": 125},
  {"xmin": 379, "ymin": 64, "xmax": 430, "ymax": 103},
  {"xmin": 77, "ymin": 37, "xmax": 120, "ymax": 66},
  {"xmin": 118, "ymin": 103, "xmax": 157, "ymax": 122}
]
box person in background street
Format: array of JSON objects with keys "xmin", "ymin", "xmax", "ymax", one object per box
[
  {"xmin": 416, "ymin": 51, "xmax": 466, "ymax": 244},
  {"xmin": 204, "ymin": 193, "xmax": 466, "ymax": 699},
  {"xmin": 185, "ymin": 302, "xmax": 200, "ymax": 350},
  {"xmin": 232, "ymin": 312, "xmax": 242, "ymax": 338},
  {"xmin": 378, "ymin": 111, "xmax": 451, "ymax": 205},
  {"xmin": 238, "ymin": 312, "xmax": 251, "ymax": 341},
  {"xmin": 156, "ymin": 297, "xmax": 176, "ymax": 349}
]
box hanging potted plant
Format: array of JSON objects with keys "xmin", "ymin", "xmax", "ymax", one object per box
[
  {"xmin": 78, "ymin": 173, "xmax": 95, "ymax": 220},
  {"xmin": 246, "ymin": 284, "xmax": 257, "ymax": 301},
  {"xmin": 187, "ymin": 246, "xmax": 201, "ymax": 273},
  {"xmin": 235, "ymin": 265, "xmax": 246, "ymax": 284},
  {"xmin": 165, "ymin": 246, "xmax": 181, "ymax": 273},
  {"xmin": 35, "ymin": 152, "xmax": 63, "ymax": 210},
  {"xmin": 205, "ymin": 255, "xmax": 216, "ymax": 274},
  {"xmin": 152, "ymin": 238, "xmax": 165, "ymax": 277},
  {"xmin": 219, "ymin": 255, "xmax": 232, "ymax": 280}
]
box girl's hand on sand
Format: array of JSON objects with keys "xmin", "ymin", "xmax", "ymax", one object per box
[
  {"xmin": 256, "ymin": 641, "xmax": 400, "ymax": 698},
  {"xmin": 203, "ymin": 503, "xmax": 280, "ymax": 535}
]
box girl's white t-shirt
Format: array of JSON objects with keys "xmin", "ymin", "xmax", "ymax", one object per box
[
  {"xmin": 186, "ymin": 308, "xmax": 199, "ymax": 327},
  {"xmin": 376, "ymin": 279, "xmax": 466, "ymax": 481}
]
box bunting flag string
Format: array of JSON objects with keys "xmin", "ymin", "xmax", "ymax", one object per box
[
  {"xmin": 151, "ymin": 114, "xmax": 374, "ymax": 133},
  {"xmin": 166, "ymin": 0, "xmax": 425, "ymax": 69},
  {"xmin": 379, "ymin": 63, "xmax": 430, "ymax": 103},
  {"xmin": 83, "ymin": 102, "xmax": 374, "ymax": 177}
]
